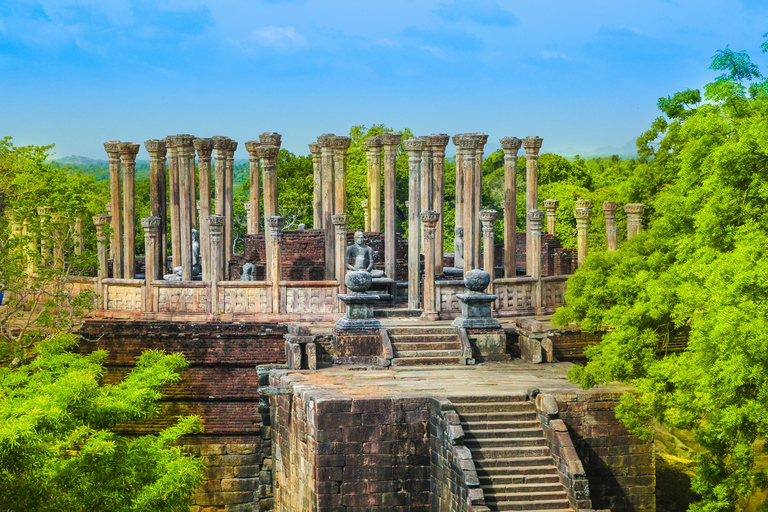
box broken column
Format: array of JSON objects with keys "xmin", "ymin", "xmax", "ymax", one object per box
[
  {"xmin": 244, "ymin": 140, "xmax": 261, "ymax": 234},
  {"xmin": 523, "ymin": 136, "xmax": 543, "ymax": 275},
  {"xmin": 119, "ymin": 142, "xmax": 140, "ymax": 279},
  {"xmin": 318, "ymin": 134, "xmax": 336, "ymax": 279},
  {"xmin": 480, "ymin": 209, "xmax": 498, "ymax": 296},
  {"xmin": 544, "ymin": 199, "xmax": 559, "ymax": 235},
  {"xmin": 309, "ymin": 142, "xmax": 322, "ymax": 228},
  {"xmin": 361, "ymin": 199, "xmax": 370, "ymax": 232},
  {"xmin": 104, "ymin": 141, "xmax": 123, "ymax": 278},
  {"xmin": 145, "ymin": 139, "xmax": 168, "ymax": 275},
  {"xmin": 575, "ymin": 200, "xmax": 592, "ymax": 268},
  {"xmin": 500, "ymin": 137, "xmax": 522, "ymax": 278},
  {"xmin": 333, "ymin": 136, "xmax": 351, "ymax": 216},
  {"xmin": 142, "ymin": 216, "xmax": 161, "ymax": 309},
  {"xmin": 428, "ymin": 134, "xmax": 450, "ymax": 274},
  {"xmin": 528, "ymin": 209, "xmax": 545, "ymax": 311},
  {"xmin": 332, "ymin": 213, "xmax": 350, "ymax": 297},
  {"xmin": 266, "ymin": 216, "xmax": 285, "ymax": 314},
  {"xmin": 625, "ymin": 203, "xmax": 645, "ymax": 240},
  {"xmin": 225, "ymin": 139, "xmax": 238, "ymax": 261},
  {"xmin": 364, "ymin": 136, "xmax": 383, "ymax": 232},
  {"xmin": 404, "ymin": 137, "xmax": 425, "ymax": 310},
  {"xmin": 258, "ymin": 142, "xmax": 280, "ymax": 219},
  {"xmin": 380, "ymin": 132, "xmax": 402, "ymax": 280},
  {"xmin": 603, "ymin": 201, "xmax": 618, "ymax": 251},
  {"xmin": 208, "ymin": 214, "xmax": 225, "ymax": 312},
  {"xmin": 421, "ymin": 210, "xmax": 440, "ymax": 320},
  {"xmin": 93, "ymin": 214, "xmax": 111, "ymax": 306}
]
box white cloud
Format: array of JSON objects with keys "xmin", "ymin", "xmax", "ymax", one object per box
[{"xmin": 247, "ymin": 25, "xmax": 308, "ymax": 50}]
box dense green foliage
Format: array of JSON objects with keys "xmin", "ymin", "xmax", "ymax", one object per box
[{"xmin": 553, "ymin": 39, "xmax": 768, "ymax": 511}]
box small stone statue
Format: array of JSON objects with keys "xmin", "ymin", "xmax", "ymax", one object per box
[
  {"xmin": 241, "ymin": 262, "xmax": 255, "ymax": 281},
  {"xmin": 454, "ymin": 226, "xmax": 465, "ymax": 269},
  {"xmin": 163, "ymin": 229, "xmax": 203, "ymax": 281},
  {"xmin": 297, "ymin": 223, "xmax": 306, "ymax": 230},
  {"xmin": 346, "ymin": 231, "xmax": 385, "ymax": 278}
]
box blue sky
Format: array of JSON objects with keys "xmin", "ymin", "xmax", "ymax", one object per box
[{"xmin": 2, "ymin": 0, "xmax": 768, "ymax": 160}]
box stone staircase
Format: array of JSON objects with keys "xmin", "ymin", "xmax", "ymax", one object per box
[
  {"xmin": 451, "ymin": 395, "xmax": 573, "ymax": 512},
  {"xmin": 387, "ymin": 325, "xmax": 464, "ymax": 366}
]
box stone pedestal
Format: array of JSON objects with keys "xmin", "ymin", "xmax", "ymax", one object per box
[
  {"xmin": 244, "ymin": 140, "xmax": 261, "ymax": 234},
  {"xmin": 428, "ymin": 134, "xmax": 450, "ymax": 274},
  {"xmin": 208, "ymin": 215, "xmax": 225, "ymax": 313},
  {"xmin": 575, "ymin": 200, "xmax": 592, "ymax": 269},
  {"xmin": 420, "ymin": 210, "xmax": 440, "ymax": 320},
  {"xmin": 146, "ymin": 139, "xmax": 168, "ymax": 275},
  {"xmin": 93, "ymin": 214, "xmax": 111, "ymax": 307},
  {"xmin": 119, "ymin": 142, "xmax": 140, "ymax": 279},
  {"xmin": 625, "ymin": 203, "xmax": 645, "ymax": 240},
  {"xmin": 380, "ymin": 132, "xmax": 402, "ymax": 280},
  {"xmin": 104, "ymin": 141, "xmax": 124, "ymax": 278},
  {"xmin": 544, "ymin": 198, "xmax": 559, "ymax": 236},
  {"xmin": 523, "ymin": 136, "xmax": 543, "ymax": 275},
  {"xmin": 141, "ymin": 216, "xmax": 161, "ymax": 310},
  {"xmin": 500, "ymin": 137, "xmax": 522, "ymax": 278},
  {"xmin": 364, "ymin": 136, "xmax": 383, "ymax": 233},
  {"xmin": 309, "ymin": 142, "xmax": 322, "ymax": 228},
  {"xmin": 452, "ymin": 269, "xmax": 500, "ymax": 329},
  {"xmin": 335, "ymin": 270, "xmax": 382, "ymax": 331},
  {"xmin": 318, "ymin": 134, "xmax": 336, "ymax": 279},
  {"xmin": 603, "ymin": 201, "xmax": 618, "ymax": 251},
  {"xmin": 480, "ymin": 209, "xmax": 498, "ymax": 297},
  {"xmin": 404, "ymin": 137, "xmax": 426, "ymax": 310}
]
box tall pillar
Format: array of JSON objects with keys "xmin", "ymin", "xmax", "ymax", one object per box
[
  {"xmin": 480, "ymin": 209, "xmax": 498, "ymax": 296},
  {"xmin": 361, "ymin": 199, "xmax": 370, "ymax": 232},
  {"xmin": 523, "ymin": 136, "xmax": 543, "ymax": 274},
  {"xmin": 37, "ymin": 206, "xmax": 52, "ymax": 264},
  {"xmin": 333, "ymin": 136, "xmax": 351, "ymax": 216},
  {"xmin": 244, "ymin": 140, "xmax": 261, "ymax": 234},
  {"xmin": 225, "ymin": 139, "xmax": 238, "ymax": 261},
  {"xmin": 194, "ymin": 138, "xmax": 214, "ymax": 280},
  {"xmin": 332, "ymin": 214, "xmax": 350, "ymax": 299},
  {"xmin": 104, "ymin": 141, "xmax": 124, "ymax": 278},
  {"xmin": 141, "ymin": 216, "xmax": 161, "ymax": 310},
  {"xmin": 419, "ymin": 138, "xmax": 433, "ymax": 251},
  {"xmin": 169, "ymin": 135, "xmax": 195, "ymax": 281},
  {"xmin": 603, "ymin": 201, "xmax": 618, "ymax": 251},
  {"xmin": 421, "ymin": 210, "xmax": 440, "ymax": 319},
  {"xmin": 575, "ymin": 200, "xmax": 592, "ymax": 268},
  {"xmin": 105, "ymin": 202, "xmax": 115, "ymax": 260},
  {"xmin": 119, "ymin": 142, "xmax": 140, "ymax": 279},
  {"xmin": 543, "ymin": 199, "xmax": 559, "ymax": 236},
  {"xmin": 309, "ymin": 142, "xmax": 322, "ymax": 228},
  {"xmin": 212, "ymin": 137, "xmax": 229, "ymax": 267},
  {"xmin": 208, "ymin": 215, "xmax": 225, "ymax": 314},
  {"xmin": 380, "ymin": 132, "xmax": 402, "ymax": 280},
  {"xmin": 528, "ymin": 209, "xmax": 545, "ymax": 312},
  {"xmin": 318, "ymin": 134, "xmax": 336, "ymax": 279},
  {"xmin": 452, "ymin": 135, "xmax": 466, "ymax": 247},
  {"xmin": 625, "ymin": 203, "xmax": 645, "ymax": 240},
  {"xmin": 146, "ymin": 139, "xmax": 168, "ymax": 276},
  {"xmin": 259, "ymin": 132, "xmax": 282, "ymax": 217},
  {"xmin": 166, "ymin": 138, "xmax": 181, "ymax": 269},
  {"xmin": 458, "ymin": 134, "xmax": 483, "ymax": 272},
  {"xmin": 364, "ymin": 136, "xmax": 383, "ymax": 232},
  {"xmin": 474, "ymin": 134, "xmax": 488, "ymax": 269},
  {"xmin": 404, "ymin": 137, "xmax": 425, "ymax": 310},
  {"xmin": 428, "ymin": 134, "xmax": 450, "ymax": 274},
  {"xmin": 500, "ymin": 137, "xmax": 522, "ymax": 278},
  {"xmin": 266, "ymin": 216, "xmax": 285, "ymax": 314},
  {"xmin": 93, "ymin": 214, "xmax": 111, "ymax": 307}
]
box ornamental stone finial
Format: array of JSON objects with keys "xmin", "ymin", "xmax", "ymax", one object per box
[{"xmin": 500, "ymin": 137, "xmax": 523, "ymax": 151}]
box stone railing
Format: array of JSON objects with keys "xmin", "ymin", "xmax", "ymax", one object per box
[
  {"xmin": 219, "ymin": 281, "xmax": 271, "ymax": 314},
  {"xmin": 102, "ymin": 278, "xmax": 143, "ymax": 312},
  {"xmin": 542, "ymin": 275, "xmax": 569, "ymax": 312},
  {"xmin": 279, "ymin": 280, "xmax": 338, "ymax": 315},
  {"xmin": 153, "ymin": 280, "xmax": 210, "ymax": 314},
  {"xmin": 494, "ymin": 276, "xmax": 536, "ymax": 315}
]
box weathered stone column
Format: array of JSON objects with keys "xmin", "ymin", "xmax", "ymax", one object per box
[
  {"xmin": 318, "ymin": 134, "xmax": 336, "ymax": 279},
  {"xmin": 543, "ymin": 199, "xmax": 559, "ymax": 235},
  {"xmin": 361, "ymin": 199, "xmax": 370, "ymax": 232},
  {"xmin": 419, "ymin": 138, "xmax": 433, "ymax": 251},
  {"xmin": 105, "ymin": 202, "xmax": 115, "ymax": 261},
  {"xmin": 474, "ymin": 134, "xmax": 489, "ymax": 268},
  {"xmin": 194, "ymin": 138, "xmax": 213, "ymax": 280},
  {"xmin": 119, "ymin": 142, "xmax": 140, "ymax": 279},
  {"xmin": 428, "ymin": 134, "xmax": 450, "ymax": 274},
  {"xmin": 528, "ymin": 209, "xmax": 545, "ymax": 311},
  {"xmin": 332, "ymin": 214, "xmax": 350, "ymax": 299},
  {"xmin": 480, "ymin": 209, "xmax": 498, "ymax": 296},
  {"xmin": 333, "ymin": 136, "xmax": 351, "ymax": 216},
  {"xmin": 459, "ymin": 134, "xmax": 484, "ymax": 272},
  {"xmin": 625, "ymin": 203, "xmax": 645, "ymax": 240},
  {"xmin": 380, "ymin": 132, "xmax": 402, "ymax": 280},
  {"xmin": 74, "ymin": 217, "xmax": 84, "ymax": 255},
  {"xmin": 500, "ymin": 137, "xmax": 522, "ymax": 278},
  {"xmin": 165, "ymin": 138, "xmax": 181, "ymax": 269},
  {"xmin": 208, "ymin": 215, "xmax": 225, "ymax": 314},
  {"xmin": 225, "ymin": 139, "xmax": 238, "ymax": 261},
  {"xmin": 364, "ymin": 136, "xmax": 383, "ymax": 232},
  {"xmin": 309, "ymin": 142, "xmax": 322, "ymax": 228},
  {"xmin": 244, "ymin": 140, "xmax": 261, "ymax": 234},
  {"xmin": 603, "ymin": 201, "xmax": 618, "ymax": 251},
  {"xmin": 266, "ymin": 216, "xmax": 285, "ymax": 314},
  {"xmin": 575, "ymin": 200, "xmax": 592, "ymax": 268},
  {"xmin": 523, "ymin": 136, "xmax": 543, "ymax": 274},
  {"xmin": 37, "ymin": 206, "xmax": 52, "ymax": 264},
  {"xmin": 404, "ymin": 137, "xmax": 425, "ymax": 310},
  {"xmin": 93, "ymin": 214, "xmax": 111, "ymax": 306},
  {"xmin": 244, "ymin": 202, "xmax": 253, "ymax": 235},
  {"xmin": 104, "ymin": 141, "xmax": 124, "ymax": 278},
  {"xmin": 141, "ymin": 216, "xmax": 161, "ymax": 310},
  {"xmin": 145, "ymin": 139, "xmax": 168, "ymax": 275},
  {"xmin": 169, "ymin": 136, "xmax": 195, "ymax": 281},
  {"xmin": 421, "ymin": 210, "xmax": 440, "ymax": 319},
  {"xmin": 259, "ymin": 132, "xmax": 282, "ymax": 217},
  {"xmin": 452, "ymin": 134, "xmax": 466, "ymax": 248},
  {"xmin": 212, "ymin": 136, "xmax": 230, "ymax": 266}
]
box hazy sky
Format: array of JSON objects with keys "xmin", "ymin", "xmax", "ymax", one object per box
[{"xmin": 3, "ymin": 0, "xmax": 768, "ymax": 160}]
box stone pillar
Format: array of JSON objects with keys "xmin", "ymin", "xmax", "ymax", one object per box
[
  {"xmin": 332, "ymin": 214, "xmax": 350, "ymax": 299},
  {"xmin": 380, "ymin": 132, "xmax": 402, "ymax": 280},
  {"xmin": 333, "ymin": 136, "xmax": 351, "ymax": 216},
  {"xmin": 419, "ymin": 138, "xmax": 433, "ymax": 251},
  {"xmin": 452, "ymin": 134, "xmax": 466, "ymax": 250},
  {"xmin": 575, "ymin": 200, "xmax": 592, "ymax": 268},
  {"xmin": 404, "ymin": 137, "xmax": 425, "ymax": 310},
  {"xmin": 480, "ymin": 209, "xmax": 498, "ymax": 296},
  {"xmin": 169, "ymin": 136, "xmax": 195, "ymax": 281},
  {"xmin": 145, "ymin": 139, "xmax": 168, "ymax": 275},
  {"xmin": 225, "ymin": 139, "xmax": 238, "ymax": 261},
  {"xmin": 625, "ymin": 203, "xmax": 645, "ymax": 240},
  {"xmin": 603, "ymin": 201, "xmax": 618, "ymax": 251},
  {"xmin": 474, "ymin": 134, "xmax": 488, "ymax": 269},
  {"xmin": 119, "ymin": 142, "xmax": 140, "ymax": 279},
  {"xmin": 244, "ymin": 140, "xmax": 261, "ymax": 234},
  {"xmin": 244, "ymin": 202, "xmax": 253, "ymax": 235},
  {"xmin": 105, "ymin": 202, "xmax": 115, "ymax": 260},
  {"xmin": 523, "ymin": 136, "xmax": 543, "ymax": 274},
  {"xmin": 318, "ymin": 134, "xmax": 336, "ymax": 279},
  {"xmin": 364, "ymin": 136, "xmax": 383, "ymax": 232},
  {"xmin": 104, "ymin": 141, "xmax": 123, "ymax": 278},
  {"xmin": 93, "ymin": 214, "xmax": 111, "ymax": 306},
  {"xmin": 500, "ymin": 137, "xmax": 522, "ymax": 278},
  {"xmin": 194, "ymin": 138, "xmax": 214, "ymax": 280},
  {"xmin": 421, "ymin": 210, "xmax": 440, "ymax": 319},
  {"xmin": 208, "ymin": 215, "xmax": 225, "ymax": 314},
  {"xmin": 361, "ymin": 199, "xmax": 370, "ymax": 232},
  {"xmin": 309, "ymin": 142, "xmax": 322, "ymax": 228},
  {"xmin": 212, "ymin": 137, "xmax": 230, "ymax": 266},
  {"xmin": 37, "ymin": 206, "xmax": 52, "ymax": 264},
  {"xmin": 74, "ymin": 217, "xmax": 84, "ymax": 255},
  {"xmin": 141, "ymin": 216, "xmax": 161, "ymax": 310},
  {"xmin": 457, "ymin": 134, "xmax": 484, "ymax": 272},
  {"xmin": 259, "ymin": 132, "xmax": 282, "ymax": 217},
  {"xmin": 428, "ymin": 134, "xmax": 450, "ymax": 274},
  {"xmin": 266, "ymin": 216, "xmax": 285, "ymax": 314},
  {"xmin": 528, "ymin": 209, "xmax": 545, "ymax": 311},
  {"xmin": 166, "ymin": 138, "xmax": 181, "ymax": 269},
  {"xmin": 543, "ymin": 199, "xmax": 559, "ymax": 235}
]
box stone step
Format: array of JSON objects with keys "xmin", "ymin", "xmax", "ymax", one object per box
[
  {"xmin": 390, "ymin": 356, "xmax": 463, "ymax": 366},
  {"xmin": 388, "ymin": 333, "xmax": 458, "ymax": 344},
  {"xmin": 471, "ymin": 456, "xmax": 556, "ymax": 470},
  {"xmin": 457, "ymin": 411, "xmax": 538, "ymax": 423},
  {"xmin": 386, "ymin": 326, "xmax": 456, "ymax": 336},
  {"xmin": 469, "ymin": 446, "xmax": 552, "ymax": 460},
  {"xmin": 461, "ymin": 420, "xmax": 541, "ymax": 431},
  {"xmin": 486, "ymin": 499, "xmax": 571, "ymax": 511},
  {"xmin": 481, "ymin": 482, "xmax": 565, "ymax": 495},
  {"xmin": 478, "ymin": 473, "xmax": 561, "ymax": 485},
  {"xmin": 392, "ymin": 349, "xmax": 463, "ymax": 358},
  {"xmin": 465, "ymin": 427, "xmax": 544, "ymax": 439},
  {"xmin": 464, "ymin": 437, "xmax": 547, "ymax": 449},
  {"xmin": 476, "ymin": 465, "xmax": 560, "ymax": 478},
  {"xmin": 391, "ymin": 341, "xmax": 462, "ymax": 352},
  {"xmin": 449, "ymin": 395, "xmax": 527, "ymax": 404},
  {"xmin": 454, "ymin": 402, "xmax": 535, "ymax": 413}
]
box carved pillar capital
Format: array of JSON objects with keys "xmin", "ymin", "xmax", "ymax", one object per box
[
  {"xmin": 421, "ymin": 210, "xmax": 440, "ymax": 230},
  {"xmin": 603, "ymin": 201, "xmax": 618, "ymax": 218},
  {"xmin": 624, "ymin": 203, "xmax": 645, "ymax": 215},
  {"xmin": 257, "ymin": 144, "xmax": 280, "ymax": 161},
  {"xmin": 574, "ymin": 207, "xmax": 592, "ymax": 224},
  {"xmin": 379, "ymin": 132, "xmax": 402, "ymax": 147},
  {"xmin": 480, "ymin": 209, "xmax": 499, "ymax": 235},
  {"xmin": 543, "ymin": 199, "xmax": 560, "ymax": 212},
  {"xmin": 364, "ymin": 136, "xmax": 383, "ymax": 153},
  {"xmin": 500, "ymin": 136, "xmax": 522, "ymax": 154},
  {"xmin": 522, "ymin": 136, "xmax": 544, "ymax": 158},
  {"xmin": 528, "ymin": 209, "xmax": 545, "ymax": 232},
  {"xmin": 194, "ymin": 138, "xmax": 214, "ymax": 158},
  {"xmin": 145, "ymin": 139, "xmax": 168, "ymax": 159},
  {"xmin": 575, "ymin": 199, "xmax": 593, "ymax": 210},
  {"xmin": 259, "ymin": 132, "xmax": 282, "ymax": 148},
  {"xmin": 118, "ymin": 142, "xmax": 141, "ymax": 161},
  {"xmin": 331, "ymin": 213, "xmax": 350, "ymax": 230},
  {"xmin": 266, "ymin": 215, "xmax": 286, "ymax": 239},
  {"xmin": 309, "ymin": 142, "xmax": 321, "ymax": 157}
]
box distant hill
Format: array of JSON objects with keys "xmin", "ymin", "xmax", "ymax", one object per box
[{"xmin": 55, "ymin": 155, "xmax": 106, "ymax": 167}]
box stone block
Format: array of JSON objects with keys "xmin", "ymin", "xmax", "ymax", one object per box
[
  {"xmin": 205, "ymin": 466, "xmax": 235, "ymax": 480},
  {"xmin": 200, "ymin": 444, "xmax": 228, "ymax": 456},
  {"xmin": 224, "ymin": 503, "xmax": 257, "ymax": 512},
  {"xmin": 228, "ymin": 443, "xmax": 257, "ymax": 454},
  {"xmin": 221, "ymin": 478, "xmax": 258, "ymax": 492},
  {"xmin": 233, "ymin": 465, "xmax": 258, "ymax": 478}
]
